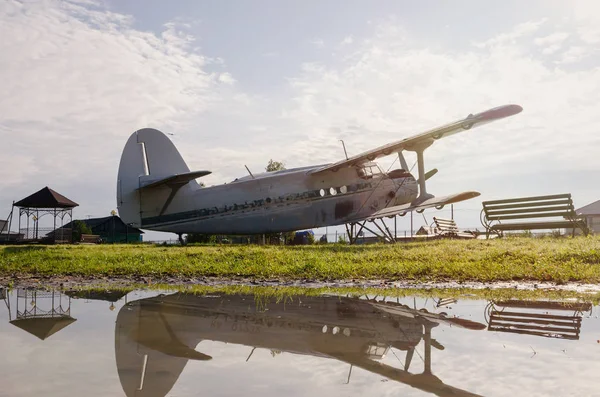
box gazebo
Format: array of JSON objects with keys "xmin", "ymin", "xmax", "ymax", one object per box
[
  {"xmin": 5, "ymin": 289, "xmax": 77, "ymax": 341},
  {"xmin": 9, "ymin": 187, "xmax": 78, "ymax": 243}
]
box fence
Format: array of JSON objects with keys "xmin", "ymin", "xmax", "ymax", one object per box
[{"xmin": 18, "ymin": 227, "xmax": 72, "ymax": 243}]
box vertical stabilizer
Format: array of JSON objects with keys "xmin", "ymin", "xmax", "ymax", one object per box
[{"xmin": 116, "ymin": 128, "xmax": 193, "ymax": 227}]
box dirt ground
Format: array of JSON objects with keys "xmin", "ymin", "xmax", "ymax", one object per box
[{"xmin": 2, "ymin": 274, "xmax": 600, "ymax": 293}]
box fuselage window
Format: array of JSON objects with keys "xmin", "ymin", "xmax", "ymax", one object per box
[
  {"xmin": 319, "ymin": 188, "xmax": 326, "ymax": 197},
  {"xmin": 330, "ymin": 187, "xmax": 337, "ymax": 195},
  {"xmin": 340, "ymin": 185, "xmax": 348, "ymax": 194}
]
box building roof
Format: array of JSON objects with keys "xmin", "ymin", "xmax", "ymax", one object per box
[
  {"xmin": 576, "ymin": 199, "xmax": 600, "ymax": 216},
  {"xmin": 61, "ymin": 216, "xmax": 144, "ymax": 234},
  {"xmin": 14, "ymin": 187, "xmax": 78, "ymax": 209},
  {"xmin": 10, "ymin": 316, "xmax": 77, "ymax": 340}
]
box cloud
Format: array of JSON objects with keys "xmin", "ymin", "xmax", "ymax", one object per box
[
  {"xmin": 473, "ymin": 19, "xmax": 547, "ymax": 48},
  {"xmin": 310, "ymin": 38, "xmax": 326, "ymax": 49},
  {"xmin": 578, "ymin": 26, "xmax": 600, "ymax": 44},
  {"xmin": 559, "ymin": 46, "xmax": 588, "ymax": 63},
  {"xmin": 279, "ymin": 17, "xmax": 600, "ymax": 220},
  {"xmin": 341, "ymin": 35, "xmax": 354, "ymax": 45},
  {"xmin": 0, "ymin": 0, "xmax": 236, "ymax": 222},
  {"xmin": 541, "ymin": 44, "xmax": 562, "ymax": 55},
  {"xmin": 218, "ymin": 72, "xmax": 236, "ymax": 85},
  {"xmin": 533, "ymin": 32, "xmax": 569, "ymax": 46}
]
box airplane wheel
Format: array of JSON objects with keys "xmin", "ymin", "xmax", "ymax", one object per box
[{"xmin": 435, "ymin": 205, "xmax": 444, "ymax": 210}]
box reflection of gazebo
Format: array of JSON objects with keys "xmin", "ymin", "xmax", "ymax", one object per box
[
  {"xmin": 7, "ymin": 289, "xmax": 76, "ymax": 341},
  {"xmin": 9, "ymin": 187, "xmax": 78, "ymax": 243}
]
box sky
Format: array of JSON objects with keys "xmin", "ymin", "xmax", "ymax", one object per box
[{"xmin": 1, "ymin": 0, "xmax": 599, "ymax": 240}]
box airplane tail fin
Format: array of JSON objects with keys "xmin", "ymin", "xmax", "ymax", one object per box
[{"xmin": 116, "ymin": 128, "xmax": 196, "ymax": 228}]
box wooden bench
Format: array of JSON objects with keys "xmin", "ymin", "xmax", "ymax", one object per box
[
  {"xmin": 432, "ymin": 217, "xmax": 476, "ymax": 239},
  {"xmin": 485, "ymin": 300, "xmax": 592, "ymax": 340},
  {"xmin": 80, "ymin": 234, "xmax": 101, "ymax": 244},
  {"xmin": 481, "ymin": 193, "xmax": 588, "ymax": 237}
]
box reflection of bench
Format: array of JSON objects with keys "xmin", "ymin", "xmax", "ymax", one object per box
[
  {"xmin": 80, "ymin": 234, "xmax": 101, "ymax": 244},
  {"xmin": 481, "ymin": 193, "xmax": 588, "ymax": 237},
  {"xmin": 485, "ymin": 300, "xmax": 592, "ymax": 340},
  {"xmin": 433, "ymin": 217, "xmax": 475, "ymax": 239}
]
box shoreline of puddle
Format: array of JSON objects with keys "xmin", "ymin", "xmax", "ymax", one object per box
[{"xmin": 2, "ymin": 275, "xmax": 600, "ymax": 293}]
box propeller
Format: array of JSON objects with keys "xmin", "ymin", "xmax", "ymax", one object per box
[{"xmin": 424, "ymin": 168, "xmax": 438, "ymax": 181}]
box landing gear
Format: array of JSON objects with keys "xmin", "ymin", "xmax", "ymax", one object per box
[
  {"xmin": 345, "ymin": 218, "xmax": 396, "ymax": 244},
  {"xmin": 178, "ymin": 233, "xmax": 185, "ymax": 246}
]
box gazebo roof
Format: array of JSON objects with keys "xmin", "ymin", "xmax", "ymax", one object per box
[
  {"xmin": 10, "ymin": 316, "xmax": 77, "ymax": 340},
  {"xmin": 14, "ymin": 187, "xmax": 78, "ymax": 209}
]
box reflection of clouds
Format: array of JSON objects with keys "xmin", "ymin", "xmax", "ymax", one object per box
[
  {"xmin": 173, "ymin": 342, "xmax": 415, "ymax": 397},
  {"xmin": 0, "ymin": 292, "xmax": 599, "ymax": 396}
]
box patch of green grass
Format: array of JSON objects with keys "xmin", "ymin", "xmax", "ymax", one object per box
[
  {"xmin": 1, "ymin": 236, "xmax": 599, "ymax": 282},
  {"xmin": 60, "ymin": 283, "xmax": 600, "ymax": 305}
]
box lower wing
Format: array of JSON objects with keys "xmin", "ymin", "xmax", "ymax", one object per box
[{"xmin": 358, "ymin": 191, "xmax": 480, "ymax": 221}]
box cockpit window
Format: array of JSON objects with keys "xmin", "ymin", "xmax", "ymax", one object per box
[{"xmin": 357, "ymin": 164, "xmax": 382, "ymax": 179}]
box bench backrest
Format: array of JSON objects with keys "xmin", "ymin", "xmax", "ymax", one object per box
[
  {"xmin": 487, "ymin": 300, "xmax": 591, "ymax": 340},
  {"xmin": 81, "ymin": 234, "xmax": 100, "ymax": 242},
  {"xmin": 482, "ymin": 194, "xmax": 576, "ymax": 221},
  {"xmin": 433, "ymin": 217, "xmax": 458, "ymax": 233}
]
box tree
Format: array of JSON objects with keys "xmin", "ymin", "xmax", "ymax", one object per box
[
  {"xmin": 72, "ymin": 220, "xmax": 92, "ymax": 242},
  {"xmin": 186, "ymin": 233, "xmax": 216, "ymax": 244},
  {"xmin": 266, "ymin": 159, "xmax": 286, "ymax": 172}
]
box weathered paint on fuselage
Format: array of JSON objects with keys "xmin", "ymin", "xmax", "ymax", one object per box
[{"xmin": 140, "ymin": 165, "xmax": 418, "ymax": 234}]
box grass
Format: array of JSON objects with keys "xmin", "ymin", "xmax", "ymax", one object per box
[
  {"xmin": 62, "ymin": 283, "xmax": 600, "ymax": 305},
  {"xmin": 1, "ymin": 236, "xmax": 599, "ymax": 283}
]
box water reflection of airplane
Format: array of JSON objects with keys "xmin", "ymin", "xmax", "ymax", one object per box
[{"xmin": 115, "ymin": 293, "xmax": 486, "ymax": 397}]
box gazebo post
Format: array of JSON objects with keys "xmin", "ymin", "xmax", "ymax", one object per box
[{"xmin": 7, "ymin": 202, "xmax": 14, "ymax": 236}]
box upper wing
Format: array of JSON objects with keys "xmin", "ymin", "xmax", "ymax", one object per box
[
  {"xmin": 308, "ymin": 104, "xmax": 522, "ymax": 175},
  {"xmin": 356, "ymin": 191, "xmax": 480, "ymax": 221}
]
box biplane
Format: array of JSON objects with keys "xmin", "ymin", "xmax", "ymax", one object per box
[
  {"xmin": 116, "ymin": 104, "xmax": 522, "ymax": 239},
  {"xmin": 115, "ymin": 292, "xmax": 485, "ymax": 397}
]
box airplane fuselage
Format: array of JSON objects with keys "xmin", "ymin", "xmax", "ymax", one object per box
[{"xmin": 139, "ymin": 164, "xmax": 418, "ymax": 234}]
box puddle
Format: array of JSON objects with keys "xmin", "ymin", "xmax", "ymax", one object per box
[{"xmin": 0, "ymin": 286, "xmax": 598, "ymax": 396}]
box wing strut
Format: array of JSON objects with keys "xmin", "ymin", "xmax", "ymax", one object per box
[{"xmin": 404, "ymin": 139, "xmax": 434, "ymax": 202}]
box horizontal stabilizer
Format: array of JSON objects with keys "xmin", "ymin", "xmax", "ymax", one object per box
[
  {"xmin": 138, "ymin": 170, "xmax": 211, "ymax": 190},
  {"xmin": 361, "ymin": 191, "xmax": 480, "ymax": 221}
]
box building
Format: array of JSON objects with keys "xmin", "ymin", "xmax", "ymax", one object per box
[
  {"xmin": 0, "ymin": 219, "xmax": 23, "ymax": 242},
  {"xmin": 61, "ymin": 215, "xmax": 144, "ymax": 243},
  {"xmin": 574, "ymin": 199, "xmax": 600, "ymax": 235}
]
